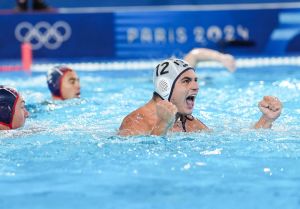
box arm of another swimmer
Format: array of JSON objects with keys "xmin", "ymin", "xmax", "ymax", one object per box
[
  {"xmin": 184, "ymin": 48, "xmax": 236, "ymax": 72},
  {"xmin": 254, "ymin": 96, "xmax": 282, "ymax": 129}
]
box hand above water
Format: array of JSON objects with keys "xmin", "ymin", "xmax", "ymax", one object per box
[
  {"xmin": 151, "ymin": 100, "xmax": 177, "ymax": 135},
  {"xmin": 255, "ymin": 96, "xmax": 282, "ymax": 129},
  {"xmin": 156, "ymin": 100, "xmax": 177, "ymax": 125},
  {"xmin": 259, "ymin": 96, "xmax": 282, "ymax": 121}
]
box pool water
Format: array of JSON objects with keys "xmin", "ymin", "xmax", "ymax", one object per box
[{"xmin": 0, "ymin": 65, "xmax": 300, "ymax": 209}]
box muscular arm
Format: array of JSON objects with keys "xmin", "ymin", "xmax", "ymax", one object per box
[
  {"xmin": 184, "ymin": 48, "xmax": 236, "ymax": 72},
  {"xmin": 254, "ymin": 96, "xmax": 282, "ymax": 129},
  {"xmin": 118, "ymin": 100, "xmax": 177, "ymax": 136},
  {"xmin": 150, "ymin": 118, "xmax": 174, "ymax": 135},
  {"xmin": 118, "ymin": 113, "xmax": 151, "ymax": 136},
  {"xmin": 254, "ymin": 116, "xmax": 274, "ymax": 129},
  {"xmin": 118, "ymin": 115, "xmax": 175, "ymax": 136},
  {"xmin": 149, "ymin": 100, "xmax": 177, "ymax": 135}
]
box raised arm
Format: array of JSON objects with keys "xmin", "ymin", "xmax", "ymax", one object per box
[
  {"xmin": 118, "ymin": 100, "xmax": 177, "ymax": 136},
  {"xmin": 254, "ymin": 96, "xmax": 282, "ymax": 129},
  {"xmin": 148, "ymin": 101, "xmax": 176, "ymax": 135},
  {"xmin": 118, "ymin": 113, "xmax": 149, "ymax": 136},
  {"xmin": 184, "ymin": 48, "xmax": 236, "ymax": 72}
]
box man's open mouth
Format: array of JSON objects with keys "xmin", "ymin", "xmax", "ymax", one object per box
[
  {"xmin": 186, "ymin": 95, "xmax": 196, "ymax": 108},
  {"xmin": 186, "ymin": 95, "xmax": 195, "ymax": 102}
]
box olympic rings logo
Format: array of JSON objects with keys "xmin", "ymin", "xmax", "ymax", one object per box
[{"xmin": 15, "ymin": 21, "xmax": 72, "ymax": 50}]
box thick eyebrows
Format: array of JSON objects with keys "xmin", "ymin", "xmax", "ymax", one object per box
[{"xmin": 180, "ymin": 76, "xmax": 197, "ymax": 81}]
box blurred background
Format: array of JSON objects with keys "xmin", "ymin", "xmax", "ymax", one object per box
[
  {"xmin": 2, "ymin": 0, "xmax": 300, "ymax": 8},
  {"xmin": 1, "ymin": 0, "xmax": 300, "ymax": 67}
]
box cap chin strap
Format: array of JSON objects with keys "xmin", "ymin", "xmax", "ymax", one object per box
[
  {"xmin": 8, "ymin": 94, "xmax": 19, "ymax": 129},
  {"xmin": 52, "ymin": 95, "xmax": 64, "ymax": 100},
  {"xmin": 154, "ymin": 92, "xmax": 196, "ymax": 132},
  {"xmin": 0, "ymin": 122, "xmax": 11, "ymax": 129},
  {"xmin": 153, "ymin": 92, "xmax": 164, "ymax": 100},
  {"xmin": 175, "ymin": 113, "xmax": 194, "ymax": 132}
]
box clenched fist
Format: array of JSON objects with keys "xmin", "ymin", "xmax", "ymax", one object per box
[
  {"xmin": 156, "ymin": 100, "xmax": 178, "ymax": 126},
  {"xmin": 258, "ymin": 96, "xmax": 282, "ymax": 121}
]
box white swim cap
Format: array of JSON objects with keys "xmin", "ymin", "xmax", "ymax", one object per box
[{"xmin": 153, "ymin": 58, "xmax": 194, "ymax": 101}]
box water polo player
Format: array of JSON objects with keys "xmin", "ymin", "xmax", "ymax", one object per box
[
  {"xmin": 46, "ymin": 66, "xmax": 80, "ymax": 100},
  {"xmin": 118, "ymin": 58, "xmax": 282, "ymax": 136},
  {"xmin": 0, "ymin": 86, "xmax": 29, "ymax": 130}
]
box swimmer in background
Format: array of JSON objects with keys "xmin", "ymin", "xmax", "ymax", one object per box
[
  {"xmin": 16, "ymin": 0, "xmax": 50, "ymax": 11},
  {"xmin": 118, "ymin": 58, "xmax": 282, "ymax": 136},
  {"xmin": 0, "ymin": 86, "xmax": 29, "ymax": 130},
  {"xmin": 184, "ymin": 48, "xmax": 236, "ymax": 72},
  {"xmin": 47, "ymin": 66, "xmax": 81, "ymax": 100}
]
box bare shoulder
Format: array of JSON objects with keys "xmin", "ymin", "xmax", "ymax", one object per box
[
  {"xmin": 119, "ymin": 107, "xmax": 142, "ymax": 126},
  {"xmin": 118, "ymin": 106, "xmax": 154, "ymax": 136},
  {"xmin": 121, "ymin": 108, "xmax": 145, "ymax": 125},
  {"xmin": 186, "ymin": 116, "xmax": 209, "ymax": 132}
]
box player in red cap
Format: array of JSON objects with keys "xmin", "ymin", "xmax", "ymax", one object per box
[
  {"xmin": 46, "ymin": 66, "xmax": 81, "ymax": 100},
  {"xmin": 0, "ymin": 86, "xmax": 29, "ymax": 130}
]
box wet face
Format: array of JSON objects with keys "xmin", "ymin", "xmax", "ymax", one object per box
[
  {"xmin": 170, "ymin": 70, "xmax": 199, "ymax": 115},
  {"xmin": 60, "ymin": 71, "xmax": 81, "ymax": 100},
  {"xmin": 12, "ymin": 96, "xmax": 29, "ymax": 129}
]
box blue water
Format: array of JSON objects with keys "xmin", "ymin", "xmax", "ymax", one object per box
[{"xmin": 0, "ymin": 66, "xmax": 300, "ymax": 209}]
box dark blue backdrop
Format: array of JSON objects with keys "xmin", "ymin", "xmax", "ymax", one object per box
[
  {"xmin": 1, "ymin": 2, "xmax": 300, "ymax": 60},
  {"xmin": 1, "ymin": 0, "xmax": 300, "ymax": 9}
]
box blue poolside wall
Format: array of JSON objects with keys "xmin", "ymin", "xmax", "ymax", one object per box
[
  {"xmin": 1, "ymin": 1, "xmax": 300, "ymax": 60},
  {"xmin": 2, "ymin": 0, "xmax": 300, "ymax": 8}
]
